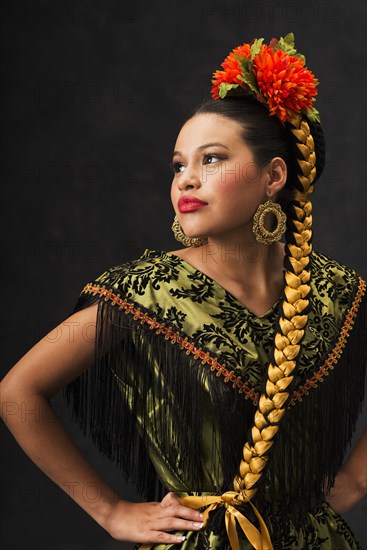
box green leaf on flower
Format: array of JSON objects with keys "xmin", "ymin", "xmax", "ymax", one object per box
[
  {"xmin": 278, "ymin": 32, "xmax": 296, "ymax": 53},
  {"xmin": 281, "ymin": 32, "xmax": 295, "ymax": 48},
  {"xmin": 275, "ymin": 32, "xmax": 306, "ymax": 63},
  {"xmin": 234, "ymin": 55, "xmax": 259, "ymax": 96},
  {"xmin": 236, "ymin": 73, "xmax": 258, "ymax": 96},
  {"xmin": 305, "ymin": 106, "xmax": 321, "ymax": 123},
  {"xmin": 218, "ymin": 82, "xmax": 240, "ymax": 98},
  {"xmin": 235, "ymin": 54, "xmax": 252, "ymax": 73},
  {"xmin": 250, "ymin": 38, "xmax": 264, "ymax": 59}
]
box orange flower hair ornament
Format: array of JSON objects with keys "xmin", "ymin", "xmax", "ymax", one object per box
[{"xmin": 211, "ymin": 32, "xmax": 320, "ymax": 124}]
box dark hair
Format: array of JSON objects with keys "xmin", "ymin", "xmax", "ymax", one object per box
[
  {"xmin": 183, "ymin": 92, "xmax": 327, "ymax": 523},
  {"xmin": 189, "ymin": 95, "xmax": 325, "ymax": 213}
]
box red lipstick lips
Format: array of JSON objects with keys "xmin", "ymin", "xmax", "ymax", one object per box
[{"xmin": 178, "ymin": 196, "xmax": 208, "ymax": 213}]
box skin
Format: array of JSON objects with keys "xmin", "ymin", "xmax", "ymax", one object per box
[
  {"xmin": 0, "ymin": 113, "xmax": 366, "ymax": 546},
  {"xmin": 168, "ymin": 112, "xmax": 367, "ymax": 511},
  {"xmin": 169, "ymin": 112, "xmax": 288, "ymax": 317},
  {"xmin": 324, "ymin": 427, "xmax": 367, "ymax": 513}
]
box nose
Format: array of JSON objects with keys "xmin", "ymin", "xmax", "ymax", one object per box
[{"xmin": 177, "ymin": 165, "xmax": 201, "ymax": 191}]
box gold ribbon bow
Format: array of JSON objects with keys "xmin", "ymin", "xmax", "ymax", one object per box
[{"xmin": 140, "ymin": 491, "xmax": 274, "ymax": 550}]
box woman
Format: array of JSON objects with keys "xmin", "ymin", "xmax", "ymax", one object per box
[{"xmin": 1, "ymin": 33, "xmax": 366, "ymax": 549}]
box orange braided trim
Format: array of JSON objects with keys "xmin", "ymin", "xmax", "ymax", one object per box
[
  {"xmin": 83, "ymin": 282, "xmax": 258, "ymax": 403},
  {"xmin": 289, "ymin": 276, "xmax": 366, "ymax": 406},
  {"xmin": 81, "ymin": 276, "xmax": 366, "ymax": 408}
]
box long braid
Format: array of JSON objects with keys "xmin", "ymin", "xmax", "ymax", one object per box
[
  {"xmin": 140, "ymin": 112, "xmax": 322, "ymax": 549},
  {"xmin": 168, "ymin": 35, "xmax": 326, "ymax": 550},
  {"xmin": 233, "ymin": 112, "xmax": 316, "ymax": 501}
]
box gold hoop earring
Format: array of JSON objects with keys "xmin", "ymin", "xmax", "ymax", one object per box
[
  {"xmin": 252, "ymin": 200, "xmax": 287, "ymax": 245},
  {"xmin": 171, "ymin": 216, "xmax": 208, "ymax": 247}
]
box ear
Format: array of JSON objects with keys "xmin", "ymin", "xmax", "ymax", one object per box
[{"xmin": 265, "ymin": 157, "xmax": 287, "ymax": 196}]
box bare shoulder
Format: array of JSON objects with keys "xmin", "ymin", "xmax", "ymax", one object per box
[
  {"xmin": 166, "ymin": 247, "xmax": 205, "ymax": 263},
  {"xmin": 165, "ymin": 248, "xmax": 188, "ymax": 259},
  {"xmin": 165, "ymin": 247, "xmax": 209, "ymax": 273},
  {"xmin": 1, "ymin": 303, "xmax": 99, "ymax": 399}
]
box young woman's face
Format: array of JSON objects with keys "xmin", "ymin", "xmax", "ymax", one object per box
[{"xmin": 170, "ymin": 113, "xmax": 271, "ymax": 244}]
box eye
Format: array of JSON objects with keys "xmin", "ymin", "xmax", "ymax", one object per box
[
  {"xmin": 170, "ymin": 161, "xmax": 185, "ymax": 174},
  {"xmin": 203, "ymin": 153, "xmax": 225, "ymax": 164}
]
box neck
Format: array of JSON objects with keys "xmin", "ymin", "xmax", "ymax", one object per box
[{"xmin": 197, "ymin": 234, "xmax": 285, "ymax": 290}]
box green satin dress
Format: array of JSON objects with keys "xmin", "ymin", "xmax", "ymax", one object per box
[{"xmin": 64, "ymin": 248, "xmax": 367, "ymax": 550}]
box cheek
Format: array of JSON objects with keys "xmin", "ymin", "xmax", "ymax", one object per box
[
  {"xmin": 244, "ymin": 162, "xmax": 263, "ymax": 184},
  {"xmin": 207, "ymin": 161, "xmax": 261, "ymax": 195},
  {"xmin": 170, "ymin": 182, "xmax": 180, "ymax": 211},
  {"xmin": 204, "ymin": 164, "xmax": 239, "ymax": 192},
  {"xmin": 170, "ymin": 181, "xmax": 176, "ymax": 200}
]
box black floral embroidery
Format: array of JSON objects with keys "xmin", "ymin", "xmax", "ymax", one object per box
[
  {"xmin": 191, "ymin": 322, "xmax": 233, "ymax": 349},
  {"xmin": 190, "ymin": 322, "xmax": 262, "ymax": 383},
  {"xmin": 97, "ymin": 251, "xmax": 182, "ymax": 297},
  {"xmin": 93, "ymin": 247, "xmax": 360, "ymax": 393},
  {"xmin": 163, "ymin": 306, "xmax": 187, "ymax": 331},
  {"xmin": 170, "ymin": 271, "xmax": 216, "ymax": 303},
  {"xmin": 154, "ymin": 302, "xmax": 163, "ymax": 317},
  {"xmin": 86, "ymin": 248, "xmax": 364, "ymax": 550},
  {"xmin": 311, "ymin": 253, "xmax": 355, "ymax": 309}
]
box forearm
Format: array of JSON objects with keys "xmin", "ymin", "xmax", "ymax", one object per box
[
  {"xmin": 326, "ymin": 470, "xmax": 366, "ymax": 514},
  {"xmin": 1, "ymin": 389, "xmax": 122, "ymax": 530},
  {"xmin": 1, "ymin": 390, "xmax": 204, "ymax": 545},
  {"xmin": 325, "ymin": 426, "xmax": 367, "ymax": 514}
]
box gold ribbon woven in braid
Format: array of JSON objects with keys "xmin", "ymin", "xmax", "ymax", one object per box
[{"xmin": 140, "ymin": 113, "xmax": 316, "ymax": 550}]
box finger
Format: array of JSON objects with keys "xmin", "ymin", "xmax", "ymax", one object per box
[
  {"xmin": 159, "ymin": 494, "xmax": 204, "ymax": 522},
  {"xmin": 153, "ymin": 516, "xmax": 204, "ymax": 533},
  {"xmin": 160, "ymin": 491, "xmax": 181, "ymax": 507},
  {"xmin": 140, "ymin": 531, "xmax": 186, "ymax": 545},
  {"xmin": 146, "ymin": 501, "xmax": 202, "ymax": 527},
  {"xmin": 170, "ymin": 502, "xmax": 204, "ymax": 523}
]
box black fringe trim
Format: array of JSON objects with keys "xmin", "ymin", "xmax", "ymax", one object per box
[
  {"xmin": 63, "ymin": 278, "xmax": 367, "ymax": 529},
  {"xmin": 63, "ymin": 288, "xmax": 256, "ymax": 502},
  {"xmin": 255, "ymin": 283, "xmax": 367, "ymax": 528}
]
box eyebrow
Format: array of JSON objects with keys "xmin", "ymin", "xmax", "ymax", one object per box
[{"xmin": 172, "ymin": 142, "xmax": 230, "ymax": 157}]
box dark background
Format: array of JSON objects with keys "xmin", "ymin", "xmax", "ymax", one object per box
[{"xmin": 1, "ymin": 1, "xmax": 366, "ymax": 549}]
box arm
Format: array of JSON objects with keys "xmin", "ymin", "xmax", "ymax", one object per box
[
  {"xmin": 325, "ymin": 425, "xmax": 367, "ymax": 514},
  {"xmin": 0, "ymin": 304, "xmax": 204, "ymax": 544}
]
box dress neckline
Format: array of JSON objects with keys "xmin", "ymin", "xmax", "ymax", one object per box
[{"xmin": 141, "ymin": 248, "xmax": 283, "ymax": 320}]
